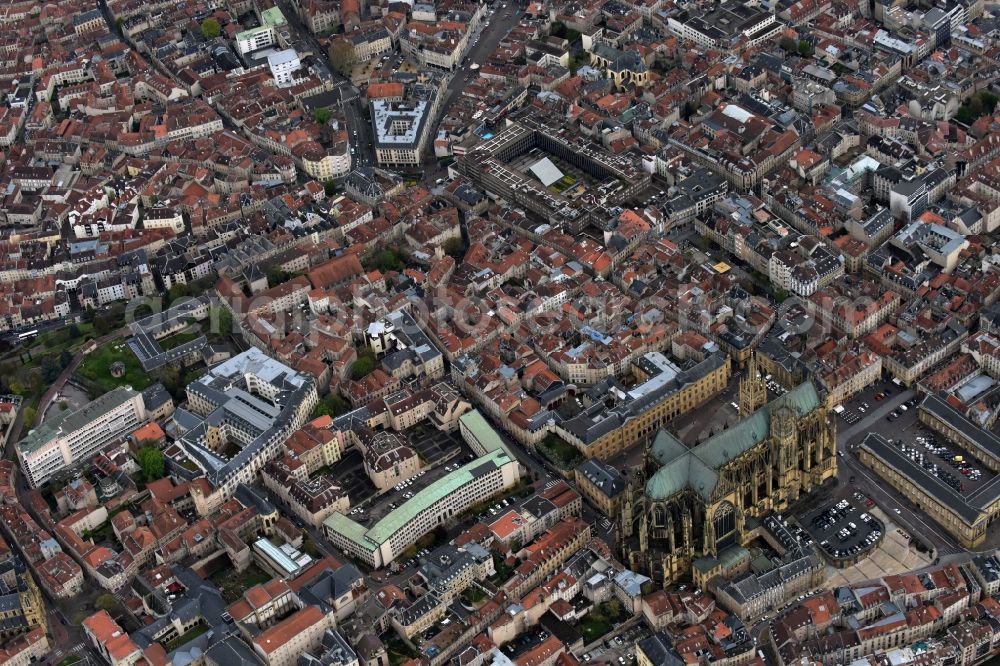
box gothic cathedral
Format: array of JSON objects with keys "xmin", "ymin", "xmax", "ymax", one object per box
[{"xmin": 616, "ymin": 357, "xmax": 837, "ymax": 586}]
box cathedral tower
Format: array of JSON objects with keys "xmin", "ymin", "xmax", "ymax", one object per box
[{"xmin": 738, "ymin": 353, "xmax": 767, "ymax": 417}]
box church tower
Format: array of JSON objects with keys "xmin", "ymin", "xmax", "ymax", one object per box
[{"xmin": 738, "ymin": 353, "xmax": 767, "ymax": 417}]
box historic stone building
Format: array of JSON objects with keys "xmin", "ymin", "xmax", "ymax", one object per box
[{"xmin": 617, "ymin": 369, "xmax": 837, "ymax": 587}]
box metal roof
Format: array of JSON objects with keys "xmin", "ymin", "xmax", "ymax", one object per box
[
  {"xmin": 324, "ymin": 448, "xmax": 515, "ymax": 551},
  {"xmin": 646, "ymin": 381, "xmax": 822, "ymax": 501}
]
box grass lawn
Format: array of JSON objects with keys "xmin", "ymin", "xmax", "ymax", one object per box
[
  {"xmin": 75, "ymin": 338, "xmax": 152, "ymax": 392},
  {"xmin": 159, "ymin": 329, "xmax": 201, "ymax": 350},
  {"xmin": 212, "ymin": 564, "xmax": 272, "ymax": 602},
  {"xmin": 579, "ymin": 619, "xmax": 612, "ymax": 642},
  {"xmin": 538, "ymin": 436, "xmax": 583, "ymax": 469},
  {"xmin": 386, "ymin": 635, "xmax": 419, "ymax": 666},
  {"xmin": 553, "ymin": 175, "xmax": 577, "ymax": 192},
  {"xmin": 461, "ymin": 586, "xmax": 487, "ymax": 604},
  {"xmin": 57, "ymin": 657, "xmax": 81, "ymax": 666},
  {"xmin": 163, "ymin": 623, "xmax": 209, "ymax": 652}
]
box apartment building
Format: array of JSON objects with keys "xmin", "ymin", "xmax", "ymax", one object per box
[
  {"xmin": 17, "ymin": 386, "xmax": 147, "ymax": 488},
  {"xmin": 325, "ymin": 413, "xmax": 519, "ymax": 567},
  {"xmin": 252, "ymin": 605, "xmax": 335, "ymax": 666}
]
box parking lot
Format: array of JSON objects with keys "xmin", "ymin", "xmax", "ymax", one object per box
[
  {"xmin": 360, "ymin": 430, "xmax": 480, "ymax": 525},
  {"xmin": 407, "ymin": 422, "xmax": 472, "ymax": 467},
  {"xmin": 883, "ymin": 394, "xmax": 920, "ymax": 424},
  {"xmin": 582, "ymin": 623, "xmax": 651, "ymax": 666},
  {"xmin": 889, "ymin": 428, "xmax": 990, "ymax": 495},
  {"xmin": 329, "ymin": 450, "xmax": 378, "ymax": 505},
  {"xmin": 825, "ymin": 519, "xmax": 932, "ymax": 586},
  {"xmin": 838, "ymin": 387, "xmax": 909, "ymax": 426},
  {"xmin": 801, "ymin": 495, "xmax": 883, "ymax": 563}
]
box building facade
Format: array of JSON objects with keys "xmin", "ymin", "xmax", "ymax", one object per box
[{"xmin": 17, "ymin": 386, "xmax": 147, "ymax": 488}]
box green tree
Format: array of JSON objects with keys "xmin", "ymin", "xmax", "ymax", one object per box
[
  {"xmin": 96, "ymin": 593, "xmax": 121, "ymax": 615},
  {"xmin": 200, "ymin": 17, "xmax": 221, "ymax": 39},
  {"xmin": 160, "ymin": 365, "xmax": 186, "ymax": 401},
  {"xmin": 93, "ymin": 315, "xmax": 111, "ymax": 336},
  {"xmin": 136, "ymin": 446, "xmax": 165, "ymax": 482},
  {"xmin": 59, "ymin": 350, "xmax": 74, "ymax": 369},
  {"xmin": 779, "ymin": 35, "xmax": 797, "ymax": 52},
  {"xmin": 351, "ymin": 355, "xmax": 375, "ymax": 379},
  {"xmin": 981, "ymin": 92, "xmax": 999, "ymax": 114},
  {"xmin": 209, "ymin": 307, "xmax": 233, "ymax": 342},
  {"xmin": 969, "ymin": 94, "xmax": 984, "ymax": 118},
  {"xmin": 41, "ymin": 357, "xmax": 61, "ymax": 383},
  {"xmin": 69, "ymin": 323, "xmax": 81, "ymax": 338},
  {"xmin": 798, "ymin": 40, "xmax": 813, "ymax": 57},
  {"xmin": 369, "ymin": 249, "xmax": 405, "ymax": 272},
  {"xmin": 166, "ymin": 282, "xmax": 192, "ymax": 306},
  {"xmin": 28, "ymin": 370, "xmax": 42, "ymax": 395},
  {"xmin": 328, "ymin": 38, "xmax": 357, "ymax": 75},
  {"xmin": 313, "ymin": 402, "xmax": 332, "ymax": 418},
  {"xmin": 324, "ymin": 180, "xmax": 339, "ymax": 197},
  {"xmin": 22, "ymin": 406, "xmax": 35, "ymax": 426},
  {"xmin": 8, "ymin": 378, "xmax": 23, "ymax": 396},
  {"xmin": 313, "ymin": 107, "xmax": 332, "ymax": 124},
  {"xmin": 321, "ymin": 393, "xmax": 350, "ymax": 416},
  {"xmin": 301, "ymin": 535, "xmax": 321, "ymax": 558},
  {"xmin": 443, "ymin": 237, "xmax": 465, "ymax": 260},
  {"xmin": 266, "ymin": 266, "xmax": 291, "ymax": 288}
]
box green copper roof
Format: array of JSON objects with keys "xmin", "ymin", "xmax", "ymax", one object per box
[
  {"xmin": 650, "ymin": 430, "xmax": 686, "ymax": 466},
  {"xmin": 647, "ymin": 452, "xmax": 718, "ymax": 501},
  {"xmin": 261, "ymin": 6, "xmax": 286, "ymax": 26},
  {"xmin": 459, "ymin": 410, "xmax": 513, "ymax": 458},
  {"xmin": 325, "ymin": 448, "xmax": 514, "ymax": 550},
  {"xmin": 646, "ymin": 381, "xmax": 822, "ymax": 501},
  {"xmin": 18, "ymin": 385, "xmax": 139, "ymax": 456},
  {"xmin": 692, "ymin": 546, "xmax": 749, "ymax": 573}
]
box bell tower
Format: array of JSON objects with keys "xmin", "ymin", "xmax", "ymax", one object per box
[
  {"xmin": 739, "ymin": 353, "xmax": 767, "ymax": 417},
  {"xmin": 771, "ymin": 404, "xmax": 799, "ymax": 506}
]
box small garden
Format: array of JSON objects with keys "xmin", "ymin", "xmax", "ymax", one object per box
[
  {"xmin": 537, "ymin": 435, "xmax": 583, "ymax": 469},
  {"xmin": 211, "ymin": 564, "xmax": 272, "ymax": 602},
  {"xmin": 76, "ymin": 339, "xmax": 152, "ymax": 393},
  {"xmin": 549, "ymin": 174, "xmax": 578, "ymax": 193},
  {"xmin": 163, "ymin": 623, "xmax": 210, "ymax": 652},
  {"xmin": 579, "ymin": 599, "xmax": 630, "ymax": 642}
]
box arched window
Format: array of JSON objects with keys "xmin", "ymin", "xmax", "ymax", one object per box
[
  {"xmin": 713, "ymin": 501, "xmax": 737, "ymax": 548},
  {"xmin": 653, "ymin": 503, "xmax": 667, "ymax": 528}
]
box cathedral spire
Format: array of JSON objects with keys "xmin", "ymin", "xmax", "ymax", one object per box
[{"xmin": 738, "ymin": 353, "xmax": 767, "ymax": 417}]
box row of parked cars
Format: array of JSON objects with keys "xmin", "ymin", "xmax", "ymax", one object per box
[
  {"xmin": 918, "ymin": 434, "xmax": 982, "ymax": 482},
  {"xmin": 896, "ymin": 441, "xmax": 967, "ymax": 492}
]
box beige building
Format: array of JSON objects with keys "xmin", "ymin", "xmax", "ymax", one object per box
[
  {"xmin": 589, "ymin": 43, "xmax": 651, "ymax": 89},
  {"xmin": 252, "ymin": 605, "xmax": 335, "ymax": 666},
  {"xmin": 325, "ymin": 413, "xmax": 520, "ymax": 568},
  {"xmin": 355, "ymin": 429, "xmax": 422, "ymax": 491},
  {"xmin": 574, "ymin": 459, "xmax": 626, "ymax": 517},
  {"xmin": 859, "ymin": 431, "xmax": 997, "ymax": 549},
  {"xmin": 554, "ymin": 353, "xmax": 731, "ymax": 460}
]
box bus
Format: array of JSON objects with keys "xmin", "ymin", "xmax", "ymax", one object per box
[{"xmin": 17, "ymin": 329, "xmax": 38, "ymax": 342}]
